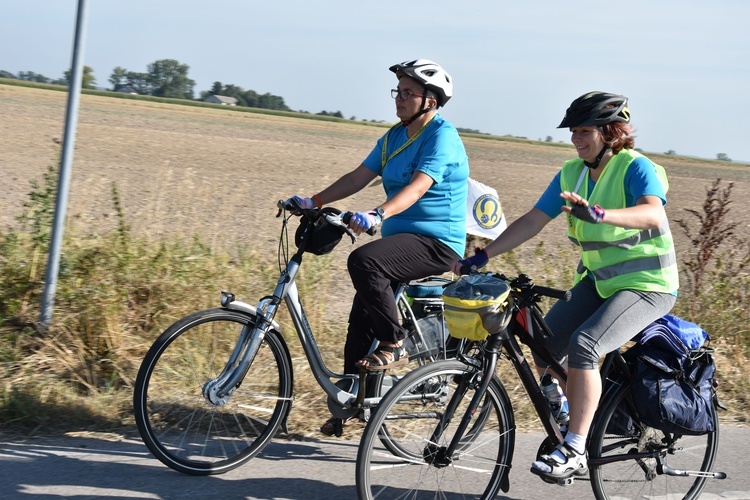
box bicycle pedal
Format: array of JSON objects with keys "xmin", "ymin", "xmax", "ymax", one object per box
[{"xmin": 556, "ymin": 476, "xmax": 575, "ymax": 487}]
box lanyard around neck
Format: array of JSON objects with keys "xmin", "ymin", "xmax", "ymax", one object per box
[{"xmin": 380, "ymin": 117, "xmax": 433, "ymax": 173}]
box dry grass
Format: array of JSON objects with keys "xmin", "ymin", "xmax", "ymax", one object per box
[{"xmin": 1, "ymin": 84, "xmax": 748, "ymax": 438}]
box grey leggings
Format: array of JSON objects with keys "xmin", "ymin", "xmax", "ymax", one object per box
[{"xmin": 535, "ymin": 276, "xmax": 677, "ymax": 370}]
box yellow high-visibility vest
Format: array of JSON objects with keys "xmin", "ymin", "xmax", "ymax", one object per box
[{"xmin": 560, "ymin": 149, "xmax": 679, "ymax": 298}]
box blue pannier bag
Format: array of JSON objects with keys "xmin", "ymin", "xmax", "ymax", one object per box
[
  {"xmin": 656, "ymin": 314, "xmax": 709, "ymax": 350},
  {"xmin": 629, "ymin": 320, "xmax": 716, "ymax": 436}
]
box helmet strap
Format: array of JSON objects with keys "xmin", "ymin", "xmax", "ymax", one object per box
[
  {"xmin": 402, "ymin": 95, "xmax": 436, "ymax": 126},
  {"xmin": 584, "ymin": 145, "xmax": 609, "ymax": 169}
]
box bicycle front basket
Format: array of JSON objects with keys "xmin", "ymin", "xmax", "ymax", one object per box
[
  {"xmin": 294, "ymin": 210, "xmax": 346, "ymax": 255},
  {"xmin": 442, "ymin": 274, "xmax": 511, "ymax": 341}
]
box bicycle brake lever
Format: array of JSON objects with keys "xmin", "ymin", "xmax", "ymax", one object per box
[
  {"xmin": 339, "ymin": 224, "xmax": 357, "ymax": 244},
  {"xmin": 325, "ymin": 213, "xmax": 358, "ymax": 244}
]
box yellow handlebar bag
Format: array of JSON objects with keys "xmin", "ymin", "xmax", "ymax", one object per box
[{"xmin": 442, "ymin": 275, "xmax": 511, "ymax": 341}]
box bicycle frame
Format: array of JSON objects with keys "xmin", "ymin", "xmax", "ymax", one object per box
[
  {"xmin": 432, "ymin": 272, "xmax": 636, "ymax": 463},
  {"xmin": 438, "ymin": 275, "xmax": 666, "ymax": 472},
  {"xmin": 205, "ymin": 208, "xmax": 444, "ymax": 412}
]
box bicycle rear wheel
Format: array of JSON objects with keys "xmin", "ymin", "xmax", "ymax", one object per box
[
  {"xmin": 356, "ymin": 359, "xmax": 515, "ymax": 499},
  {"xmin": 133, "ymin": 308, "xmax": 293, "ymax": 475},
  {"xmin": 589, "ymin": 380, "xmax": 719, "ymax": 499}
]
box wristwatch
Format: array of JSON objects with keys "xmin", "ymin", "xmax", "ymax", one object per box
[{"xmin": 374, "ymin": 206, "xmax": 386, "ymax": 220}]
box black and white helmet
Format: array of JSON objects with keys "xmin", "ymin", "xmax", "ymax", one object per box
[
  {"xmin": 389, "ymin": 59, "xmax": 453, "ymax": 107},
  {"xmin": 558, "ymin": 91, "xmax": 630, "ymax": 128}
]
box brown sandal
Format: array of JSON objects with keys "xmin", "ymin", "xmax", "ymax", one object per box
[{"xmin": 357, "ymin": 343, "xmax": 409, "ymax": 371}]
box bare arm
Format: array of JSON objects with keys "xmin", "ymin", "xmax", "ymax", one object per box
[
  {"xmin": 484, "ymin": 207, "xmax": 552, "ymax": 258},
  {"xmin": 315, "ymin": 164, "xmax": 378, "ymax": 205},
  {"xmin": 451, "ymin": 207, "xmax": 551, "ymax": 274},
  {"xmin": 561, "ymin": 191, "xmax": 665, "ymax": 229}
]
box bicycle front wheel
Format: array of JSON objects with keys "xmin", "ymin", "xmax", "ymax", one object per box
[
  {"xmin": 356, "ymin": 359, "xmax": 515, "ymax": 499},
  {"xmin": 133, "ymin": 308, "xmax": 293, "ymax": 475},
  {"xmin": 589, "ymin": 380, "xmax": 719, "ymax": 499}
]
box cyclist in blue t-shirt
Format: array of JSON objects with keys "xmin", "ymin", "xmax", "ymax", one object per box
[
  {"xmin": 453, "ymin": 91, "xmax": 678, "ymax": 482},
  {"xmin": 287, "ymin": 59, "xmax": 469, "ymax": 436}
]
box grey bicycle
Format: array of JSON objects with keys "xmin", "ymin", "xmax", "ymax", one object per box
[{"xmin": 133, "ymin": 200, "xmax": 457, "ymax": 475}]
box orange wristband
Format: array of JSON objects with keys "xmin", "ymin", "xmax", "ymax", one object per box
[{"xmin": 312, "ymin": 194, "xmax": 323, "ymax": 208}]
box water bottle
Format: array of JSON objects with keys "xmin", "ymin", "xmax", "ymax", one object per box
[{"xmin": 540, "ymin": 374, "xmax": 570, "ymax": 425}]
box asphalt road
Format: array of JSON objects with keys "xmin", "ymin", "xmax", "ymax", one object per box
[{"xmin": 0, "ymin": 426, "xmax": 748, "ymax": 499}]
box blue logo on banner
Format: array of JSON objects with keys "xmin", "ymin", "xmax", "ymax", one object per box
[{"xmin": 473, "ymin": 194, "xmax": 502, "ymax": 230}]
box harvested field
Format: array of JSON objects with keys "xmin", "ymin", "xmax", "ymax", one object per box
[
  {"xmin": 3, "ymin": 83, "xmax": 750, "ymax": 436},
  {"xmin": 3, "ymin": 84, "xmax": 748, "ymax": 257}
]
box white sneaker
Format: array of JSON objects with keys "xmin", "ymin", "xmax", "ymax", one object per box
[{"xmin": 530, "ymin": 442, "xmax": 588, "ymax": 480}]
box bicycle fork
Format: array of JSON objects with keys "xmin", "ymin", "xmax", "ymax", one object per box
[
  {"xmin": 424, "ymin": 344, "xmax": 499, "ymax": 467},
  {"xmin": 203, "ymin": 292, "xmax": 283, "ymax": 406}
]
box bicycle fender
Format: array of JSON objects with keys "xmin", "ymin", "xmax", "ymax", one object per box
[{"xmin": 224, "ymin": 300, "xmax": 282, "ymax": 331}]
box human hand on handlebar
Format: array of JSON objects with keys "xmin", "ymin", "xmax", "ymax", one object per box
[
  {"xmin": 452, "ymin": 247, "xmax": 490, "ymax": 275},
  {"xmin": 284, "ymin": 196, "xmax": 315, "ymax": 212},
  {"xmin": 349, "ymin": 210, "xmax": 381, "ymax": 235},
  {"xmin": 561, "ymin": 191, "xmax": 605, "ymax": 224}
]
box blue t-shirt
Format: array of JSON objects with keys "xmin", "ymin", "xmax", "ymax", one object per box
[
  {"xmin": 362, "ymin": 115, "xmax": 469, "ymax": 257},
  {"xmin": 535, "ymin": 156, "xmax": 667, "ymax": 219}
]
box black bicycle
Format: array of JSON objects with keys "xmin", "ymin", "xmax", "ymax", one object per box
[{"xmin": 355, "ymin": 272, "xmax": 725, "ymax": 499}]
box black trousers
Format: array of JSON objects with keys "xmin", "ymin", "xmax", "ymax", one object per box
[{"xmin": 343, "ymin": 232, "xmax": 459, "ymax": 373}]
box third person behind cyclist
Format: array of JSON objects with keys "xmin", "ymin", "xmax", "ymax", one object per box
[
  {"xmin": 453, "ymin": 91, "xmax": 678, "ymax": 482},
  {"xmin": 287, "ymin": 59, "xmax": 469, "ymax": 436}
]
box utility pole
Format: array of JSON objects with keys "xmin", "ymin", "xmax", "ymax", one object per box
[{"xmin": 39, "ymin": 0, "xmax": 90, "ymax": 328}]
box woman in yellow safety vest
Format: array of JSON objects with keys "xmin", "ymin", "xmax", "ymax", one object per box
[{"xmin": 453, "ymin": 91, "xmax": 678, "ymax": 482}]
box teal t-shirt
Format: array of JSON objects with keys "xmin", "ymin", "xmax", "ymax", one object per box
[{"xmin": 362, "ymin": 115, "xmax": 469, "ymax": 257}]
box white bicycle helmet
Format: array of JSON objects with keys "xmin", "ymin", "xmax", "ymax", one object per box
[{"xmin": 389, "ymin": 59, "xmax": 453, "ymax": 107}]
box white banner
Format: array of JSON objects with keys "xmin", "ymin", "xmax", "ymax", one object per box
[{"xmin": 466, "ymin": 177, "xmax": 506, "ymax": 240}]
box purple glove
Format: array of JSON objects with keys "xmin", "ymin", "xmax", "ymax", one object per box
[
  {"xmin": 351, "ymin": 210, "xmax": 381, "ymax": 230},
  {"xmin": 458, "ymin": 247, "xmax": 490, "ymax": 273},
  {"xmin": 287, "ymin": 196, "xmax": 315, "ymax": 210},
  {"xmin": 570, "ymin": 203, "xmax": 605, "ymax": 224}
]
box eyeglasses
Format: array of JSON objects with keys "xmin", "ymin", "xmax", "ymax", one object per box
[{"xmin": 391, "ymin": 89, "xmax": 427, "ymax": 101}]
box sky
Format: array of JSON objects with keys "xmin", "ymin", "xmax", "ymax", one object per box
[{"xmin": 2, "ymin": 0, "xmax": 749, "ymax": 163}]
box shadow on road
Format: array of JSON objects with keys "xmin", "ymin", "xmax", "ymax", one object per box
[
  {"xmin": 0, "ymin": 426, "xmax": 746, "ymax": 499},
  {"xmin": 0, "ymin": 433, "xmax": 358, "ymax": 499}
]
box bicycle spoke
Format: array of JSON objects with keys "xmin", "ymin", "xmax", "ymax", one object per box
[
  {"xmin": 589, "ymin": 381, "xmax": 719, "ymax": 499},
  {"xmin": 134, "ymin": 310, "xmax": 292, "ymax": 475},
  {"xmin": 357, "ymin": 360, "xmax": 514, "ymax": 499}
]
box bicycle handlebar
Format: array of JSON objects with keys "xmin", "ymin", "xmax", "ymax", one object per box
[
  {"xmin": 340, "ymin": 212, "xmax": 378, "ymax": 237},
  {"xmin": 276, "ymin": 200, "xmax": 378, "ymax": 237},
  {"xmin": 533, "ymin": 284, "xmax": 572, "ymax": 301},
  {"xmin": 458, "ymin": 264, "xmax": 474, "ymax": 276},
  {"xmin": 456, "ymin": 270, "xmax": 572, "ymax": 302}
]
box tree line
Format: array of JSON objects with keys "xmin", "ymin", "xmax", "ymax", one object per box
[{"xmin": 1, "ymin": 58, "xmax": 291, "ymax": 112}]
